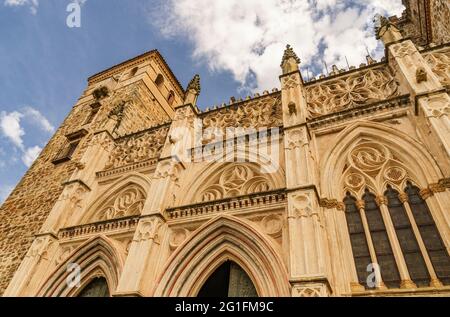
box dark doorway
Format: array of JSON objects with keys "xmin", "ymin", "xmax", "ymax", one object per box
[
  {"xmin": 77, "ymin": 277, "xmax": 110, "ymax": 297},
  {"xmin": 197, "ymin": 261, "xmax": 258, "ymax": 297}
]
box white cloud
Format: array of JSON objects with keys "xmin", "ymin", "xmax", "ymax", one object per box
[
  {"xmin": 23, "ymin": 107, "xmax": 55, "ymax": 133},
  {"xmin": 22, "ymin": 145, "xmax": 42, "ymax": 167},
  {"xmin": 4, "ymin": 0, "xmax": 39, "ymax": 14},
  {"xmin": 0, "ymin": 111, "xmax": 25, "ymax": 150},
  {"xmin": 152, "ymin": 0, "xmax": 404, "ymax": 92},
  {"xmin": 0, "ymin": 107, "xmax": 53, "ymax": 167}
]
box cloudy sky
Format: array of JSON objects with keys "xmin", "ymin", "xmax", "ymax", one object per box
[{"xmin": 0, "ymin": 0, "xmax": 404, "ymax": 203}]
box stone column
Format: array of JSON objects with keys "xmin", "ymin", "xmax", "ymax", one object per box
[
  {"xmin": 279, "ymin": 45, "xmax": 331, "ymax": 296},
  {"xmin": 115, "ymin": 75, "xmax": 201, "ymax": 296},
  {"xmin": 378, "ymin": 19, "xmax": 450, "ymax": 162}
]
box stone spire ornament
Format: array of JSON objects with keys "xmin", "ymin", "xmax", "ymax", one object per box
[
  {"xmin": 281, "ymin": 45, "xmax": 301, "ymax": 74},
  {"xmin": 184, "ymin": 74, "xmax": 201, "ymax": 105},
  {"xmin": 374, "ymin": 14, "xmax": 403, "ymax": 45}
]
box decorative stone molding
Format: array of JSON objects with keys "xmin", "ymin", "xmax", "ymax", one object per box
[
  {"xmin": 391, "ymin": 41, "xmax": 419, "ymax": 59},
  {"xmin": 306, "ymin": 66, "xmax": 399, "ymax": 118},
  {"xmin": 424, "ymin": 50, "xmax": 450, "ymax": 87},
  {"xmin": 261, "ymin": 214, "xmax": 283, "ymax": 238},
  {"xmin": 90, "ymin": 185, "xmax": 146, "ymax": 222},
  {"xmin": 420, "ymin": 94, "xmax": 450, "ymax": 118},
  {"xmin": 197, "ymin": 164, "xmax": 274, "ymax": 203},
  {"xmin": 153, "ymin": 160, "xmax": 183, "ymax": 182},
  {"xmin": 59, "ymin": 216, "xmax": 139, "ymax": 239},
  {"xmin": 319, "ymin": 198, "xmax": 344, "ymax": 210},
  {"xmin": 202, "ymin": 94, "xmax": 282, "ymax": 129},
  {"xmin": 286, "ymin": 127, "xmax": 308, "ymax": 150},
  {"xmin": 169, "ymin": 228, "xmax": 190, "ymax": 250},
  {"xmin": 281, "ymin": 74, "xmax": 300, "ymax": 90},
  {"xmin": 280, "ymin": 44, "xmax": 301, "ymax": 74},
  {"xmin": 166, "ymin": 190, "xmax": 286, "ymax": 220},
  {"xmin": 133, "ymin": 217, "xmax": 164, "ymax": 243},
  {"xmin": 103, "ymin": 125, "xmax": 169, "ymax": 171},
  {"xmin": 292, "ymin": 283, "xmax": 329, "ymax": 297}
]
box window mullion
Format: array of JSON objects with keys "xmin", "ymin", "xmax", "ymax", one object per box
[
  {"xmin": 356, "ymin": 199, "xmax": 386, "ymax": 289},
  {"xmin": 376, "ymin": 195, "xmax": 417, "ymax": 289}
]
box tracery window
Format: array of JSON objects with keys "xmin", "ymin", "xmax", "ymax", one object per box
[{"xmin": 341, "ymin": 141, "xmax": 450, "ymax": 290}]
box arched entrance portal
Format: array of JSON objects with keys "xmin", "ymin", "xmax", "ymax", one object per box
[{"xmin": 197, "ymin": 261, "xmax": 258, "ymax": 297}]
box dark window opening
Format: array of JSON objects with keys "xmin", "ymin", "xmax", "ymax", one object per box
[
  {"xmin": 197, "ymin": 261, "xmax": 258, "ymax": 297},
  {"xmin": 77, "ymin": 277, "xmax": 110, "ymax": 297}
]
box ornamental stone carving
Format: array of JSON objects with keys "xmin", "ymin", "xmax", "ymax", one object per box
[
  {"xmin": 202, "ymin": 94, "xmax": 283, "ymax": 130},
  {"xmin": 198, "ymin": 164, "xmax": 274, "ymax": 203},
  {"xmin": 169, "ymin": 228, "xmax": 190, "ymax": 250},
  {"xmin": 424, "ymin": 51, "xmax": 450, "ymax": 87},
  {"xmin": 306, "ymin": 67, "xmax": 399, "ymax": 118},
  {"xmin": 420, "ymin": 94, "xmax": 450, "ymax": 118},
  {"xmin": 341, "ymin": 141, "xmax": 418, "ymax": 198},
  {"xmin": 91, "ymin": 185, "xmax": 146, "ymax": 222},
  {"xmin": 133, "ymin": 217, "xmax": 163, "ymax": 243},
  {"xmin": 104, "ymin": 126, "xmax": 169, "ymax": 170},
  {"xmin": 261, "ymin": 214, "xmax": 283, "ymax": 238}
]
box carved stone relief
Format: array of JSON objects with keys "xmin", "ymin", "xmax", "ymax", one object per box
[
  {"xmin": 306, "ymin": 67, "xmax": 399, "ymax": 118},
  {"xmin": 202, "ymin": 94, "xmax": 282, "ymax": 130},
  {"xmin": 91, "ymin": 185, "xmax": 146, "ymax": 222},
  {"xmin": 424, "ymin": 51, "xmax": 450, "ymax": 87},
  {"xmin": 104, "ymin": 126, "xmax": 169, "ymax": 170},
  {"xmin": 198, "ymin": 164, "xmax": 274, "ymax": 203}
]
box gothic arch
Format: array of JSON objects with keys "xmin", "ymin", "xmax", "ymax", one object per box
[
  {"xmin": 38, "ymin": 236, "xmax": 123, "ymax": 297},
  {"xmin": 181, "ymin": 160, "xmax": 285, "ymax": 205},
  {"xmin": 153, "ymin": 215, "xmax": 290, "ymax": 297},
  {"xmin": 320, "ymin": 121, "xmax": 443, "ymax": 200},
  {"xmin": 79, "ymin": 173, "xmax": 151, "ymax": 224}
]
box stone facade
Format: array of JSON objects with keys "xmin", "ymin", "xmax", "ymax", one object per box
[{"xmin": 1, "ymin": 2, "xmax": 449, "ymax": 297}]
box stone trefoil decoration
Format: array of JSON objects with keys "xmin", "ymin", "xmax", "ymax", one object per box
[
  {"xmin": 306, "ymin": 67, "xmax": 400, "ymax": 118},
  {"xmin": 198, "ymin": 164, "xmax": 274, "ymax": 203},
  {"xmin": 92, "ymin": 185, "xmax": 146, "ymax": 222}
]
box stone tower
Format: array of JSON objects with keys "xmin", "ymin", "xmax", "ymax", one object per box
[{"xmin": 1, "ymin": 0, "xmax": 449, "ymax": 297}]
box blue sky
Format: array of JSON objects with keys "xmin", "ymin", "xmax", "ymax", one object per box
[{"xmin": 0, "ymin": 0, "xmax": 404, "ymax": 203}]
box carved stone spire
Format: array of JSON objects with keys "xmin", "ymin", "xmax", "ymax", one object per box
[
  {"xmin": 184, "ymin": 74, "xmax": 201, "ymax": 105},
  {"xmin": 281, "ymin": 45, "xmax": 301, "ymax": 74},
  {"xmin": 374, "ymin": 14, "xmax": 403, "ymax": 45}
]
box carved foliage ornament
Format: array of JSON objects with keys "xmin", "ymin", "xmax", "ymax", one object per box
[
  {"xmin": 424, "ymin": 51, "xmax": 450, "ymax": 87},
  {"xmin": 104, "ymin": 126, "xmax": 169, "ymax": 170},
  {"xmin": 306, "ymin": 67, "xmax": 399, "ymax": 118},
  {"xmin": 198, "ymin": 164, "xmax": 274, "ymax": 203},
  {"xmin": 92, "ymin": 185, "xmax": 146, "ymax": 222},
  {"xmin": 202, "ymin": 95, "xmax": 283, "ymax": 130}
]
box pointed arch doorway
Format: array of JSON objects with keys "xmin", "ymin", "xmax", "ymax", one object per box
[{"xmin": 197, "ymin": 261, "xmax": 258, "ymax": 297}]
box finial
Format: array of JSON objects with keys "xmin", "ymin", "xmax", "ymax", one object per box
[
  {"xmin": 186, "ymin": 74, "xmax": 201, "ymax": 95},
  {"xmin": 184, "ymin": 74, "xmax": 201, "ymax": 105},
  {"xmin": 281, "ymin": 44, "xmax": 301, "ymax": 74},
  {"xmin": 374, "ymin": 14, "xmax": 403, "ymax": 44}
]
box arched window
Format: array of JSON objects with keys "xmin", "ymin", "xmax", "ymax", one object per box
[
  {"xmin": 197, "ymin": 261, "xmax": 258, "ymax": 297},
  {"xmin": 167, "ymin": 90, "xmax": 175, "ymax": 106},
  {"xmin": 405, "ymin": 182, "xmax": 450, "ymax": 285},
  {"xmin": 385, "ymin": 186, "xmax": 430, "ymax": 287},
  {"xmin": 155, "ymin": 74, "xmax": 164, "ymax": 88},
  {"xmin": 344, "ymin": 193, "xmax": 372, "ymax": 286},
  {"xmin": 77, "ymin": 277, "xmax": 110, "ymax": 297},
  {"xmin": 344, "ymin": 183, "xmax": 450, "ymax": 290}
]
